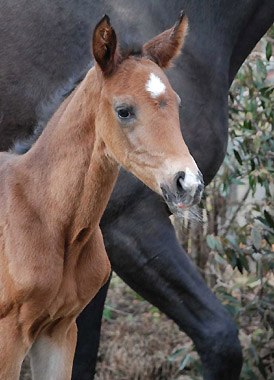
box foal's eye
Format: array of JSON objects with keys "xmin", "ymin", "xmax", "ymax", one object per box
[
  {"xmin": 118, "ymin": 108, "xmax": 131, "ymax": 119},
  {"xmin": 115, "ymin": 104, "xmax": 136, "ymax": 123}
]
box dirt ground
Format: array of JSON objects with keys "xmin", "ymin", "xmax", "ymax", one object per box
[{"xmin": 20, "ymin": 274, "xmax": 199, "ymax": 380}]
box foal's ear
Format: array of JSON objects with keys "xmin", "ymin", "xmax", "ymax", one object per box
[
  {"xmin": 143, "ymin": 11, "xmax": 188, "ymax": 69},
  {"xmin": 92, "ymin": 15, "xmax": 118, "ymax": 76}
]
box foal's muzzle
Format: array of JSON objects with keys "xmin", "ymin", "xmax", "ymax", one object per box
[{"xmin": 161, "ymin": 170, "xmax": 204, "ymax": 211}]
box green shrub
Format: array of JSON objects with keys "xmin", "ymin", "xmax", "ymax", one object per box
[{"xmin": 172, "ymin": 27, "xmax": 274, "ymax": 379}]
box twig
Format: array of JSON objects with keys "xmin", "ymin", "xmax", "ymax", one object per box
[
  {"xmin": 222, "ymin": 187, "xmax": 251, "ymax": 237},
  {"xmin": 104, "ymin": 304, "xmax": 132, "ymax": 315}
]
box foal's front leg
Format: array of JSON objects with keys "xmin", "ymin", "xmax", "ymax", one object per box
[
  {"xmin": 0, "ymin": 312, "xmax": 29, "ymax": 380},
  {"xmin": 29, "ymin": 318, "xmax": 77, "ymax": 380},
  {"xmin": 29, "ymin": 229, "xmax": 110, "ymax": 380}
]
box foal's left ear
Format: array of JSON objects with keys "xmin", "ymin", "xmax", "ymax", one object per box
[
  {"xmin": 92, "ymin": 15, "xmax": 118, "ymax": 76},
  {"xmin": 143, "ymin": 11, "xmax": 188, "ymax": 69}
]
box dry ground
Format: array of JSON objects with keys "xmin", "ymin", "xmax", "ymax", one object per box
[{"xmin": 20, "ymin": 274, "xmax": 199, "ymax": 380}]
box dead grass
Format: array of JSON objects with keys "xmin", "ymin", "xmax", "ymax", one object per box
[{"xmin": 95, "ymin": 275, "xmax": 197, "ymax": 380}]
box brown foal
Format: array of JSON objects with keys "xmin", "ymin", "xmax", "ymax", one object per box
[{"xmin": 0, "ymin": 13, "xmax": 203, "ymax": 380}]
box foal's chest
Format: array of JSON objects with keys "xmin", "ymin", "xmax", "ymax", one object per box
[{"xmin": 46, "ymin": 227, "xmax": 110, "ymax": 319}]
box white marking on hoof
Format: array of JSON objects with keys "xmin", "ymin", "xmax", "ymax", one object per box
[{"xmin": 146, "ymin": 73, "xmax": 166, "ymax": 98}]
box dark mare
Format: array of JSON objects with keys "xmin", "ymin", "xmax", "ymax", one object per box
[{"xmin": 1, "ymin": 1, "xmax": 273, "ymax": 379}]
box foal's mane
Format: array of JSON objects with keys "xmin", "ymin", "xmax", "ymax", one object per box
[
  {"xmin": 12, "ymin": 66, "xmax": 90, "ymax": 155},
  {"xmin": 119, "ymin": 41, "xmax": 143, "ymax": 61},
  {"xmin": 12, "ymin": 39, "xmax": 147, "ymax": 156}
]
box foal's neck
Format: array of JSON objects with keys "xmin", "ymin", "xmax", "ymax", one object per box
[{"xmin": 20, "ymin": 68, "xmax": 119, "ymax": 243}]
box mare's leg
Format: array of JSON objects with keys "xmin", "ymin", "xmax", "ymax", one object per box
[
  {"xmin": 29, "ymin": 318, "xmax": 77, "ymax": 380},
  {"xmin": 0, "ymin": 312, "xmax": 29, "ymax": 380},
  {"xmin": 72, "ymin": 277, "xmax": 111, "ymax": 380},
  {"xmin": 103, "ymin": 194, "xmax": 243, "ymax": 380},
  {"xmin": 72, "ymin": 192, "xmax": 242, "ymax": 380}
]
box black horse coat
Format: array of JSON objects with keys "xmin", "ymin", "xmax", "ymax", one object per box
[{"xmin": 0, "ymin": 1, "xmax": 273, "ymax": 379}]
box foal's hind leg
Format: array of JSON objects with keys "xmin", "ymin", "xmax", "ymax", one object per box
[{"xmin": 29, "ymin": 318, "xmax": 77, "ymax": 380}]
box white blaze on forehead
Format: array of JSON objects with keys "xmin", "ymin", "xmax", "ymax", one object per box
[{"xmin": 146, "ymin": 73, "xmax": 166, "ymax": 98}]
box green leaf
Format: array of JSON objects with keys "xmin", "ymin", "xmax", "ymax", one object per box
[
  {"xmin": 254, "ymin": 136, "xmax": 261, "ymax": 153},
  {"xmin": 239, "ymin": 253, "xmax": 249, "ymax": 271},
  {"xmin": 226, "ymin": 249, "xmax": 237, "ymax": 269},
  {"xmin": 250, "ymin": 159, "xmax": 255, "ymax": 171},
  {"xmin": 241, "ymin": 364, "xmax": 259, "ymax": 380},
  {"xmin": 249, "ymin": 175, "xmax": 254, "ymax": 190},
  {"xmin": 215, "ymin": 253, "xmax": 227, "ymax": 265},
  {"xmin": 215, "ymin": 238, "xmax": 224, "ymax": 254},
  {"xmin": 258, "ymin": 356, "xmax": 267, "ymax": 379},
  {"xmin": 223, "ymin": 294, "xmax": 240, "ymax": 304},
  {"xmin": 224, "ymin": 304, "xmax": 238, "ymax": 317},
  {"xmin": 231, "ymin": 178, "xmax": 245, "ymax": 185},
  {"xmin": 207, "ymin": 235, "xmax": 216, "ymax": 250},
  {"xmin": 264, "ymin": 210, "xmax": 274, "ymax": 229},
  {"xmin": 253, "ymin": 329, "xmax": 265, "ymax": 336},
  {"xmin": 236, "ymin": 257, "xmax": 243, "ymax": 273},
  {"xmin": 230, "ymin": 251, "xmax": 237, "ymax": 269},
  {"xmin": 233, "ymin": 149, "xmax": 242, "ymax": 165},
  {"xmin": 256, "ymin": 59, "xmax": 267, "ymax": 80},
  {"xmin": 257, "ymin": 216, "xmax": 269, "ymax": 228},
  {"xmin": 266, "ymin": 41, "xmax": 272, "ymax": 61},
  {"xmin": 103, "ymin": 307, "xmax": 112, "ymax": 321},
  {"xmin": 179, "ymin": 353, "xmax": 191, "ymax": 371},
  {"xmin": 226, "ymin": 236, "xmax": 239, "ymax": 248},
  {"xmin": 251, "ymin": 228, "xmax": 262, "ymax": 250},
  {"xmin": 169, "ymin": 348, "xmax": 186, "ymax": 361}
]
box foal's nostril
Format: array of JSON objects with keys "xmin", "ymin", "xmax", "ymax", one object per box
[
  {"xmin": 174, "ymin": 169, "xmax": 204, "ymax": 199},
  {"xmin": 178, "ymin": 177, "xmax": 184, "ymax": 191},
  {"xmin": 162, "ymin": 170, "xmax": 204, "ymax": 209},
  {"xmin": 174, "ymin": 171, "xmax": 185, "ymax": 194}
]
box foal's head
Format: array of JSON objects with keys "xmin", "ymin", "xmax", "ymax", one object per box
[{"xmin": 92, "ymin": 13, "xmax": 204, "ymax": 211}]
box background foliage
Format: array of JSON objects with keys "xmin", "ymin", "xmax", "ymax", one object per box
[{"xmin": 172, "ymin": 27, "xmax": 274, "ymax": 380}]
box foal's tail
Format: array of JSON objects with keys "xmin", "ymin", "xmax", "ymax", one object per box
[{"xmin": 12, "ymin": 63, "xmax": 92, "ymax": 155}]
